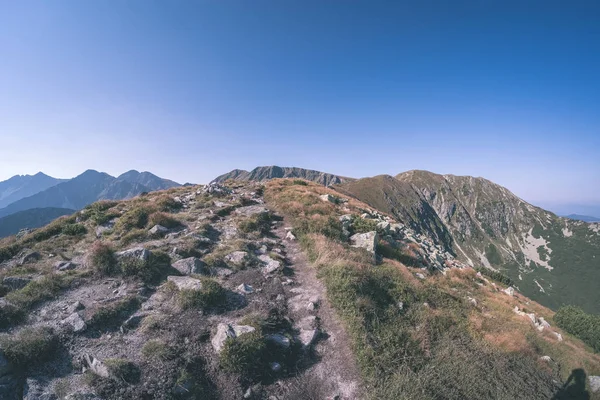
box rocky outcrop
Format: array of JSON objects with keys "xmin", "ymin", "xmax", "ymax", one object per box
[
  {"xmin": 211, "ymin": 323, "xmax": 256, "ymax": 353},
  {"xmin": 349, "ymin": 231, "xmax": 378, "ymax": 261},
  {"xmin": 167, "ymin": 276, "xmax": 203, "ymax": 291},
  {"xmin": 172, "ymin": 257, "xmax": 207, "ymax": 275},
  {"xmin": 212, "ymin": 166, "xmax": 354, "ymax": 187}
]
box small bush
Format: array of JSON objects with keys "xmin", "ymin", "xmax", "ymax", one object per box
[
  {"xmin": 0, "ymin": 327, "xmax": 58, "ymax": 370},
  {"xmin": 62, "ymin": 223, "xmax": 87, "ymax": 236},
  {"xmin": 6, "ymin": 273, "xmax": 71, "ymax": 310},
  {"xmin": 554, "ymin": 305, "xmax": 600, "ymax": 352},
  {"xmin": 89, "ymin": 296, "xmax": 141, "ymax": 330},
  {"xmin": 141, "ymin": 339, "xmax": 175, "ymax": 362},
  {"xmin": 295, "ymin": 215, "xmax": 345, "ymax": 241},
  {"xmin": 155, "ymin": 195, "xmax": 183, "ymax": 212},
  {"xmin": 148, "ymin": 212, "xmax": 182, "ymax": 229},
  {"xmin": 0, "ymin": 300, "xmax": 25, "ymax": 328},
  {"xmin": 120, "ymin": 228, "xmax": 147, "ymax": 245},
  {"xmin": 351, "ymin": 216, "xmax": 378, "ymax": 234},
  {"xmin": 88, "ymin": 241, "xmax": 119, "ymax": 276},
  {"xmin": 178, "ymin": 278, "xmax": 226, "ymax": 310},
  {"xmin": 104, "ymin": 358, "xmax": 141, "ymax": 383},
  {"xmin": 116, "ymin": 206, "xmax": 154, "ymax": 231},
  {"xmin": 475, "ymin": 267, "xmax": 514, "ymax": 287},
  {"xmin": 219, "ymin": 331, "xmax": 267, "ymax": 377},
  {"xmin": 292, "ymin": 179, "xmax": 309, "ymax": 186},
  {"xmin": 0, "ymin": 243, "xmax": 22, "ymax": 263},
  {"xmin": 121, "ymin": 251, "xmax": 171, "ymax": 284},
  {"xmin": 238, "ymin": 212, "xmax": 272, "ymax": 236}
]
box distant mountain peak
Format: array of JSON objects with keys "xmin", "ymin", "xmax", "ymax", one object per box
[{"xmin": 212, "ymin": 165, "xmax": 354, "ymax": 186}]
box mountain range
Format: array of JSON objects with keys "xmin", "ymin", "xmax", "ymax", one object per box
[
  {"xmin": 212, "ymin": 165, "xmax": 354, "ymax": 186},
  {"xmin": 218, "ymin": 166, "xmax": 600, "ymax": 315},
  {"xmin": 566, "ymin": 214, "xmax": 600, "ymax": 222},
  {"xmin": 0, "ymin": 170, "xmax": 180, "ymax": 237}
]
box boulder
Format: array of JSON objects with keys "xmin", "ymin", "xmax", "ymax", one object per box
[
  {"xmin": 319, "ymin": 194, "xmax": 336, "ymax": 203},
  {"xmin": 149, "ymin": 224, "xmax": 169, "ymax": 236},
  {"xmin": 349, "ymin": 231, "xmax": 378, "ymax": 261},
  {"xmin": 167, "ymin": 276, "xmax": 203, "ymax": 291},
  {"xmin": 116, "ymin": 247, "xmax": 150, "ymax": 263},
  {"xmin": 590, "ymin": 376, "xmax": 600, "ymax": 393},
  {"xmin": 23, "ymin": 378, "xmax": 57, "ymax": 400},
  {"xmin": 61, "ymin": 312, "xmax": 87, "ymax": 333},
  {"xmin": 377, "ymin": 221, "xmax": 391, "ymax": 233},
  {"xmin": 211, "ymin": 323, "xmax": 256, "ymax": 353},
  {"xmin": 54, "ymin": 261, "xmax": 77, "ymax": 271},
  {"xmin": 285, "ymin": 231, "xmax": 297, "ymax": 241},
  {"xmin": 270, "ymin": 362, "xmax": 282, "ymax": 372},
  {"xmin": 82, "ymin": 354, "xmax": 109, "ymax": 378},
  {"xmin": 236, "ymin": 283, "xmax": 254, "ymax": 294},
  {"xmin": 265, "ymin": 334, "xmax": 291, "ymax": 348},
  {"xmin": 172, "ymin": 257, "xmax": 207, "ymax": 275},
  {"xmin": 258, "ymin": 254, "xmax": 281, "ymax": 274},
  {"xmin": 19, "ymin": 249, "xmax": 41, "ymax": 265},
  {"xmin": 2, "ymin": 276, "xmax": 32, "ymax": 290},
  {"xmin": 553, "ymin": 331, "xmax": 563, "ymax": 342},
  {"xmin": 415, "ymin": 273, "xmax": 426, "ymax": 280},
  {"xmin": 539, "ymin": 356, "xmax": 552, "ymax": 362},
  {"xmin": 503, "ymin": 287, "xmax": 515, "ymax": 297},
  {"xmin": 299, "ymin": 329, "xmax": 319, "ymax": 348},
  {"xmin": 234, "ymin": 205, "xmax": 269, "ymax": 217},
  {"xmin": 225, "ymin": 251, "xmax": 249, "ymax": 268}
]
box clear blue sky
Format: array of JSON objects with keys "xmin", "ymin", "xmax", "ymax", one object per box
[{"xmin": 1, "ymin": 1, "xmax": 599, "ymax": 211}]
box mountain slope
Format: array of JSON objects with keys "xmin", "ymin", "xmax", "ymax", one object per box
[
  {"xmin": 336, "ymin": 170, "xmax": 600, "ymax": 314},
  {"xmin": 0, "ymin": 170, "xmax": 180, "ymax": 219},
  {"xmin": 117, "ymin": 170, "xmax": 180, "ymax": 191},
  {"xmin": 0, "ymin": 172, "xmax": 66, "ymax": 209},
  {"xmin": 212, "ymin": 165, "xmax": 354, "ymax": 186},
  {"xmin": 0, "ymin": 207, "xmax": 75, "ymax": 237}
]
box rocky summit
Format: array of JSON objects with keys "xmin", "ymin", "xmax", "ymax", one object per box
[{"xmin": 0, "ymin": 173, "xmax": 598, "ymax": 400}]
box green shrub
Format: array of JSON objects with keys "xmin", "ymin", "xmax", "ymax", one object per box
[
  {"xmin": 88, "ymin": 241, "xmax": 119, "ymax": 276},
  {"xmin": 89, "ymin": 296, "xmax": 141, "ymax": 330},
  {"xmin": 116, "ymin": 206, "xmax": 153, "ymax": 231},
  {"xmin": 148, "ymin": 212, "xmax": 182, "ymax": 229},
  {"xmin": 120, "ymin": 251, "xmax": 171, "ymax": 284},
  {"xmin": 295, "ymin": 215, "xmax": 345, "ymax": 241},
  {"xmin": 22, "ymin": 215, "xmax": 78, "ymax": 243},
  {"xmin": 0, "ymin": 300, "xmax": 25, "ymax": 328},
  {"xmin": 120, "ymin": 228, "xmax": 147, "ymax": 245},
  {"xmin": 61, "ymin": 223, "xmax": 87, "ymax": 236},
  {"xmin": 178, "ymin": 278, "xmax": 226, "ymax": 310},
  {"xmin": 141, "ymin": 339, "xmax": 175, "ymax": 362},
  {"xmin": 475, "ymin": 267, "xmax": 514, "ymax": 286},
  {"xmin": 0, "ymin": 243, "xmax": 22, "ymax": 263},
  {"xmin": 6, "ymin": 273, "xmax": 71, "ymax": 310},
  {"xmin": 104, "ymin": 358, "xmax": 141, "ymax": 383},
  {"xmin": 219, "ymin": 331, "xmax": 266, "ymax": 377},
  {"xmin": 351, "ymin": 216, "xmax": 378, "ymax": 234},
  {"xmin": 292, "ymin": 179, "xmax": 309, "ymax": 186},
  {"xmin": 554, "ymin": 305, "xmax": 600, "ymax": 352},
  {"xmin": 155, "ymin": 195, "xmax": 183, "ymax": 212},
  {"xmin": 0, "ymin": 327, "xmax": 58, "ymax": 370},
  {"xmin": 238, "ymin": 212, "xmax": 272, "ymax": 235}
]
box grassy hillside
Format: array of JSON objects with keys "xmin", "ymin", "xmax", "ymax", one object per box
[{"xmin": 0, "ymin": 207, "xmax": 75, "ymax": 238}]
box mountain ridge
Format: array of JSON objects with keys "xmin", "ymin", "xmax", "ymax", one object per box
[
  {"xmin": 212, "ymin": 165, "xmax": 355, "ymax": 186},
  {"xmin": 0, "ymin": 172, "xmax": 67, "ymax": 209}
]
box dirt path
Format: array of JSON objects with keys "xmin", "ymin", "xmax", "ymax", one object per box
[{"xmin": 273, "ymin": 221, "xmax": 363, "ymax": 400}]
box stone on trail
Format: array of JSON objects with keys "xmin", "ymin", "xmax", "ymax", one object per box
[
  {"xmin": 167, "ymin": 276, "xmax": 203, "ymax": 291},
  {"xmin": 61, "ymin": 312, "xmax": 87, "ymax": 333},
  {"xmin": 236, "ymin": 283, "xmax": 254, "ymax": 294},
  {"xmin": 172, "ymin": 257, "xmax": 207, "ymax": 275}
]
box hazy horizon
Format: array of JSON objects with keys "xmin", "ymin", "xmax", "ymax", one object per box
[{"xmin": 1, "ymin": 2, "xmax": 599, "ymax": 208}]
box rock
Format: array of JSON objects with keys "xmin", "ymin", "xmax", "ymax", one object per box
[
  {"xmin": 590, "ymin": 376, "xmax": 600, "ymax": 393},
  {"xmin": 212, "ymin": 267, "xmax": 234, "ymax": 277},
  {"xmin": 349, "ymin": 231, "xmax": 378, "ymax": 261},
  {"xmin": 258, "ymin": 254, "xmax": 281, "ymax": 274},
  {"xmin": 54, "ymin": 261, "xmax": 77, "ymax": 271},
  {"xmin": 265, "ymin": 334, "xmax": 291, "ymax": 348},
  {"xmin": 285, "ymin": 231, "xmax": 296, "ymax": 241},
  {"xmin": 172, "ymin": 257, "xmax": 207, "ymax": 275},
  {"xmin": 67, "ymin": 301, "xmax": 85, "ymax": 314},
  {"xmin": 270, "ymin": 362, "xmax": 282, "ymax": 372},
  {"xmin": 2, "ymin": 276, "xmax": 32, "ymax": 290},
  {"xmin": 467, "ymin": 297, "xmax": 477, "ymax": 306},
  {"xmin": 211, "ymin": 323, "xmax": 256, "ymax": 353},
  {"xmin": 235, "ymin": 205, "xmax": 269, "ymax": 217},
  {"xmin": 19, "ymin": 249, "xmax": 41, "ymax": 265},
  {"xmin": 415, "ymin": 273, "xmax": 426, "ymax": 280},
  {"xmin": 225, "ymin": 251, "xmax": 249, "ymax": 268},
  {"xmin": 62, "ymin": 312, "xmax": 87, "ymax": 333},
  {"xmin": 149, "ymin": 224, "xmax": 169, "ymax": 236},
  {"xmin": 553, "ymin": 331, "xmax": 563, "ymax": 342},
  {"xmin": 23, "ymin": 378, "xmax": 57, "ymax": 400},
  {"xmin": 503, "ymin": 287, "xmax": 515, "ymax": 297},
  {"xmin": 537, "ymin": 317, "xmax": 551, "ymax": 329},
  {"xmin": 167, "ymin": 276, "xmax": 203, "ymax": 291},
  {"xmin": 299, "ymin": 329, "xmax": 319, "ymax": 348},
  {"xmin": 82, "ymin": 354, "xmax": 109, "ymax": 378},
  {"xmin": 116, "ymin": 247, "xmax": 150, "ymax": 262},
  {"xmin": 377, "ymin": 221, "xmax": 391, "ymax": 233},
  {"xmin": 123, "ymin": 312, "xmax": 148, "ymax": 329},
  {"xmin": 539, "ymin": 356, "xmax": 552, "ymax": 362},
  {"xmin": 203, "ymin": 183, "xmax": 232, "ymax": 195},
  {"xmin": 319, "ymin": 194, "xmax": 336, "ymax": 203},
  {"xmin": 236, "ymin": 283, "xmax": 254, "ymax": 294}
]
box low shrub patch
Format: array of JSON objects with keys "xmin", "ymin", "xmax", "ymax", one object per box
[
  {"xmin": 219, "ymin": 331, "xmax": 267, "ymax": 377},
  {"xmin": 238, "ymin": 212, "xmax": 273, "ymax": 236},
  {"xmin": 475, "ymin": 267, "xmax": 514, "ymax": 287},
  {"xmin": 120, "ymin": 251, "xmax": 172, "ymax": 284},
  {"xmin": 148, "ymin": 212, "xmax": 182, "ymax": 229},
  {"xmin": 105, "ymin": 358, "xmax": 141, "ymax": 383},
  {"xmin": 89, "ymin": 296, "xmax": 141, "ymax": 330},
  {"xmin": 178, "ymin": 278, "xmax": 226, "ymax": 310},
  {"xmin": 141, "ymin": 339, "xmax": 176, "ymax": 362},
  {"xmin": 6, "ymin": 273, "xmax": 72, "ymax": 310},
  {"xmin": 116, "ymin": 206, "xmax": 154, "ymax": 231},
  {"xmin": 0, "ymin": 326, "xmax": 59, "ymax": 370},
  {"xmin": 155, "ymin": 195, "xmax": 183, "ymax": 212},
  {"xmin": 88, "ymin": 241, "xmax": 119, "ymax": 276},
  {"xmin": 554, "ymin": 305, "xmax": 600, "ymax": 352}
]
